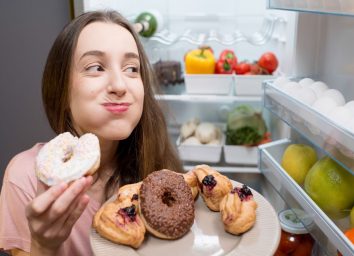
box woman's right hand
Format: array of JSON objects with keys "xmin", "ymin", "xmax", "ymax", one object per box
[{"xmin": 25, "ymin": 176, "xmax": 93, "ymax": 255}]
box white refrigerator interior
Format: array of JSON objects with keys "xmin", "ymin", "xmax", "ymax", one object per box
[{"xmin": 76, "ymin": 0, "xmax": 354, "ymax": 255}]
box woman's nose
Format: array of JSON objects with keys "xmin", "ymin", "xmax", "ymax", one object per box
[{"xmin": 107, "ymin": 71, "xmax": 127, "ymax": 96}]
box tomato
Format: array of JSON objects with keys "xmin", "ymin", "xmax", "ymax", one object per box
[
  {"xmin": 258, "ymin": 132, "xmax": 272, "ymax": 145},
  {"xmin": 258, "ymin": 52, "xmax": 278, "ymax": 74},
  {"xmin": 234, "ymin": 62, "xmax": 251, "ymax": 75},
  {"xmin": 250, "ymin": 63, "xmax": 263, "ymax": 75}
]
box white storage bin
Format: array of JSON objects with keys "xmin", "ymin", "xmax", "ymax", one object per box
[
  {"xmin": 223, "ymin": 144, "xmax": 259, "ymax": 165},
  {"xmin": 184, "ymin": 74, "xmax": 233, "ymax": 95},
  {"xmin": 234, "ymin": 75, "xmax": 275, "ymax": 96},
  {"xmin": 176, "ymin": 134, "xmax": 225, "ymax": 163}
]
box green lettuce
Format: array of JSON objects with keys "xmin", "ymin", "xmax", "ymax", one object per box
[{"xmin": 226, "ymin": 105, "xmax": 267, "ymax": 145}]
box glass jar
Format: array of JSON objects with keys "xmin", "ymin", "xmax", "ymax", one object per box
[{"xmin": 274, "ymin": 209, "xmax": 315, "ymax": 256}]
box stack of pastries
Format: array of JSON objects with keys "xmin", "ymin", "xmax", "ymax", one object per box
[{"xmin": 93, "ymin": 165, "xmax": 258, "ymax": 248}]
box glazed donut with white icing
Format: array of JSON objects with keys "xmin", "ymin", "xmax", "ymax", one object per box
[{"xmin": 35, "ymin": 132, "xmax": 100, "ymax": 186}]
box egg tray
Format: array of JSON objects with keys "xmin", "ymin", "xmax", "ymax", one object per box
[{"xmin": 263, "ymin": 80, "xmax": 354, "ymax": 175}]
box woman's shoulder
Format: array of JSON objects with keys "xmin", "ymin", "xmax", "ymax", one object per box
[{"xmin": 3, "ymin": 143, "xmax": 44, "ymax": 191}]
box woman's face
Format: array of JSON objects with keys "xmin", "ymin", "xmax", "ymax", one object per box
[{"xmin": 69, "ymin": 22, "xmax": 144, "ymax": 140}]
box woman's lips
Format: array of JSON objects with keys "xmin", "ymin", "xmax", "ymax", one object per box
[{"xmin": 102, "ymin": 103, "xmax": 130, "ymax": 113}]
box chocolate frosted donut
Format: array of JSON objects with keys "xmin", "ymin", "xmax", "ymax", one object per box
[{"xmin": 139, "ymin": 169, "xmax": 195, "ymax": 240}]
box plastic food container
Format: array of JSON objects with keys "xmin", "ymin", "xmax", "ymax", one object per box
[
  {"xmin": 234, "ymin": 75, "xmax": 274, "ymax": 96},
  {"xmin": 184, "ymin": 74, "xmax": 233, "ymax": 95},
  {"xmin": 275, "ymin": 209, "xmax": 315, "ymax": 256},
  {"xmin": 176, "ymin": 134, "xmax": 224, "ymax": 163},
  {"xmin": 223, "ymin": 145, "xmax": 258, "ymax": 165}
]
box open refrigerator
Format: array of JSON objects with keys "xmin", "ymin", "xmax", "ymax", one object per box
[{"xmin": 75, "ymin": 1, "xmax": 354, "ymax": 255}]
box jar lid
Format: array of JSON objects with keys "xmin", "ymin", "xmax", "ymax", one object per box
[{"xmin": 278, "ymin": 209, "xmax": 314, "ymax": 235}]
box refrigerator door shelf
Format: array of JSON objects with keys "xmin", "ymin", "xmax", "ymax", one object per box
[
  {"xmin": 263, "ymin": 80, "xmax": 354, "ymax": 177},
  {"xmin": 259, "ymin": 138, "xmax": 354, "ymax": 256},
  {"xmin": 268, "ymin": 0, "xmax": 354, "ymax": 17}
]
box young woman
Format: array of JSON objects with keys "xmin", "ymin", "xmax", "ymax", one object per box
[{"xmin": 0, "ymin": 11, "xmax": 182, "ymax": 255}]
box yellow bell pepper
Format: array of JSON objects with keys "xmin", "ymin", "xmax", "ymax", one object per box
[{"xmin": 185, "ymin": 48, "xmax": 215, "ymax": 74}]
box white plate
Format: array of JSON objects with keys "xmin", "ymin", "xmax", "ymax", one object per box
[{"xmin": 90, "ymin": 180, "xmax": 281, "ymax": 256}]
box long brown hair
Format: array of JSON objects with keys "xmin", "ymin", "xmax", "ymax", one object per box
[{"xmin": 42, "ymin": 11, "xmax": 183, "ymax": 197}]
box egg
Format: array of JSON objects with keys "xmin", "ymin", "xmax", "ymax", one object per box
[
  {"xmin": 346, "ymin": 118, "xmax": 354, "ymax": 134},
  {"xmin": 309, "ymin": 81, "xmax": 328, "ymax": 98},
  {"xmin": 322, "ymin": 89, "xmax": 345, "ymax": 106},
  {"xmin": 312, "ymin": 97, "xmax": 339, "ymax": 116},
  {"xmin": 344, "ymin": 100, "xmax": 354, "ymax": 115},
  {"xmin": 294, "ymin": 87, "xmax": 317, "ymax": 106},
  {"xmin": 327, "ymin": 106, "xmax": 353, "ymax": 128},
  {"xmin": 281, "ymin": 81, "xmax": 301, "ymax": 97},
  {"xmin": 299, "ymin": 78, "xmax": 314, "ymax": 87},
  {"xmin": 273, "ymin": 76, "xmax": 290, "ymax": 88}
]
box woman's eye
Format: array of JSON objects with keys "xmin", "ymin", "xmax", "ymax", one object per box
[
  {"xmin": 125, "ymin": 66, "xmax": 139, "ymax": 73},
  {"xmin": 86, "ymin": 65, "xmax": 104, "ymax": 72}
]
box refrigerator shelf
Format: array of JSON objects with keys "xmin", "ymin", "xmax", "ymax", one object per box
[
  {"xmin": 156, "ymin": 93, "xmax": 261, "ymax": 103},
  {"xmin": 156, "ymin": 74, "xmax": 276, "ymax": 102},
  {"xmin": 268, "ymin": 0, "xmax": 354, "ymax": 17},
  {"xmin": 263, "ymin": 80, "xmax": 354, "ymax": 176},
  {"xmin": 259, "ymin": 139, "xmax": 354, "ymax": 256},
  {"xmin": 139, "ymin": 15, "xmax": 285, "ymax": 46}
]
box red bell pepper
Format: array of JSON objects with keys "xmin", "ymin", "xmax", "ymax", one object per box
[
  {"xmin": 215, "ymin": 59, "xmax": 233, "ymax": 74},
  {"xmin": 219, "ymin": 50, "xmax": 238, "ymax": 68}
]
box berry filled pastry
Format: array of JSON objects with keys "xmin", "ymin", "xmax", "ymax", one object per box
[
  {"xmin": 93, "ymin": 183, "xmax": 146, "ymax": 248},
  {"xmin": 116, "ymin": 182, "xmax": 142, "ymax": 206},
  {"xmin": 220, "ymin": 185, "xmax": 258, "ymax": 235},
  {"xmin": 193, "ymin": 165, "xmax": 232, "ymax": 211},
  {"xmin": 182, "ymin": 170, "xmax": 199, "ymax": 200}
]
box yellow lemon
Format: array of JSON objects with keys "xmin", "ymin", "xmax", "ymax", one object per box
[{"xmin": 281, "ymin": 144, "xmax": 317, "ymax": 185}]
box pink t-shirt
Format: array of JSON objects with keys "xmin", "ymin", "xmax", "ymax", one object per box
[{"xmin": 0, "ymin": 143, "xmax": 102, "ymax": 255}]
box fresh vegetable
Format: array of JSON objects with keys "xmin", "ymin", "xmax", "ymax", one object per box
[
  {"xmin": 251, "ymin": 62, "xmax": 270, "ymax": 75},
  {"xmin": 226, "ymin": 105, "xmax": 267, "ymax": 146},
  {"xmin": 234, "ymin": 62, "xmax": 251, "ymax": 75},
  {"xmin": 185, "ymin": 47, "xmax": 215, "ymax": 74},
  {"xmin": 219, "ymin": 50, "xmax": 237, "ymax": 67},
  {"xmin": 258, "ymin": 52, "xmax": 278, "ymax": 74},
  {"xmin": 258, "ymin": 132, "xmax": 272, "ymax": 145},
  {"xmin": 215, "ymin": 59, "xmax": 233, "ymax": 74},
  {"xmin": 199, "ymin": 45, "xmax": 214, "ymax": 54}
]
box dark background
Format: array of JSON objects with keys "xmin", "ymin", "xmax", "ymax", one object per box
[
  {"xmin": 0, "ymin": 2, "xmax": 71, "ymax": 253},
  {"xmin": 0, "ymin": 0, "xmax": 71, "ymax": 192}
]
